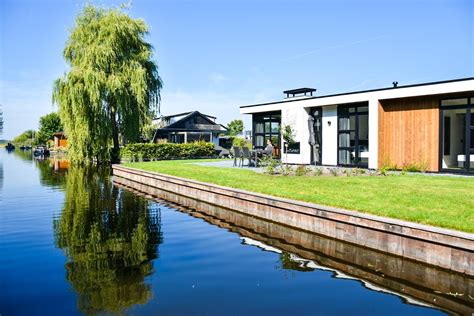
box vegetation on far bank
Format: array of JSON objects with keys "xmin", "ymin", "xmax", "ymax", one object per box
[
  {"xmin": 11, "ymin": 112, "xmax": 64, "ymax": 147},
  {"xmin": 124, "ymin": 159, "xmax": 474, "ymax": 233}
]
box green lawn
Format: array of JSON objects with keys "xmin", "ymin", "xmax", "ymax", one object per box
[{"xmin": 124, "ymin": 159, "xmax": 474, "ymax": 233}]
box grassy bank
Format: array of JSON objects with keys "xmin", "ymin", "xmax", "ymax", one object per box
[{"xmin": 124, "ymin": 160, "xmax": 474, "ymax": 233}]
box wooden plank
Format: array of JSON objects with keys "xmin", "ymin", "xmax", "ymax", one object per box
[{"xmin": 378, "ymin": 96, "xmax": 440, "ymax": 171}]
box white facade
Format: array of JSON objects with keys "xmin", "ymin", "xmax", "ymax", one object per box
[
  {"xmin": 321, "ymin": 105, "xmax": 338, "ymax": 166},
  {"xmin": 240, "ymin": 78, "xmax": 474, "ymax": 169}
]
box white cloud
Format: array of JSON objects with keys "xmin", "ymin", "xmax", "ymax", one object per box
[
  {"xmin": 209, "ymin": 72, "xmax": 228, "ymax": 84},
  {"xmin": 283, "ymin": 35, "xmax": 387, "ymax": 62}
]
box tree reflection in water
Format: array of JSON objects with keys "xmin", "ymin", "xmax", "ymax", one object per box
[{"xmin": 52, "ymin": 165, "xmax": 162, "ymax": 315}]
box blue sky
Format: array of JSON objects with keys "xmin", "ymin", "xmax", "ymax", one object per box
[{"xmin": 0, "ymin": 0, "xmax": 472, "ymax": 139}]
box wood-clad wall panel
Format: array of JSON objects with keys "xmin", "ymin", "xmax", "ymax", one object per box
[{"xmin": 378, "ymin": 96, "xmax": 439, "ymax": 171}]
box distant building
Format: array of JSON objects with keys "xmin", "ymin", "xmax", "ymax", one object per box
[
  {"xmin": 244, "ymin": 130, "xmax": 252, "ymax": 140},
  {"xmin": 52, "ymin": 132, "xmax": 67, "ymax": 149},
  {"xmin": 152, "ymin": 111, "xmax": 227, "ymax": 145}
]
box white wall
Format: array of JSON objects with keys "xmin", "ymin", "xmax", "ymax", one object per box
[
  {"xmin": 281, "ymin": 105, "xmax": 311, "ymax": 164},
  {"xmin": 322, "ymin": 105, "xmax": 338, "ymax": 166},
  {"xmin": 368, "ymin": 98, "xmax": 379, "ymax": 169}
]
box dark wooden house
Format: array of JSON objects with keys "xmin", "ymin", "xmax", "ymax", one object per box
[{"xmin": 152, "ymin": 111, "xmax": 227, "ymax": 144}]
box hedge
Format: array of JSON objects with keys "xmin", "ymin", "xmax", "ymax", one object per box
[{"xmin": 121, "ymin": 141, "xmax": 216, "ymax": 162}]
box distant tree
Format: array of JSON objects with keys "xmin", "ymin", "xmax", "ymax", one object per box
[
  {"xmin": 53, "ymin": 4, "xmax": 162, "ymax": 163},
  {"xmin": 227, "ymin": 119, "xmax": 244, "ymax": 136},
  {"xmin": 35, "ymin": 112, "xmax": 63, "ymax": 145},
  {"xmin": 141, "ymin": 118, "xmax": 157, "ymax": 142},
  {"xmin": 12, "ymin": 130, "xmax": 35, "ymax": 147}
]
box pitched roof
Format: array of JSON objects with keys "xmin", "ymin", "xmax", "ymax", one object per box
[
  {"xmin": 157, "ymin": 111, "xmax": 217, "ymax": 120},
  {"xmin": 154, "ymin": 111, "xmax": 227, "ymax": 134}
]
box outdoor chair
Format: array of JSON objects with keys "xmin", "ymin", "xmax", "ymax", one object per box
[
  {"xmin": 232, "ymin": 146, "xmax": 242, "ymax": 167},
  {"xmin": 241, "ymin": 146, "xmax": 253, "ymax": 167}
]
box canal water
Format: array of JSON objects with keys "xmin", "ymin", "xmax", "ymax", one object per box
[{"xmin": 0, "ymin": 150, "xmax": 469, "ymax": 315}]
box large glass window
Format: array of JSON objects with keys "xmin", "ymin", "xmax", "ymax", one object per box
[
  {"xmin": 187, "ymin": 132, "xmax": 212, "ymax": 143},
  {"xmin": 252, "ymin": 112, "xmax": 281, "ymax": 154},
  {"xmin": 470, "ymin": 105, "xmax": 474, "ymax": 172},
  {"xmin": 440, "ymin": 97, "xmax": 473, "ymax": 173},
  {"xmin": 337, "ymin": 103, "xmax": 369, "ymax": 167}
]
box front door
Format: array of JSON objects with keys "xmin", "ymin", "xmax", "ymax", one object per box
[{"xmin": 440, "ymin": 97, "xmax": 473, "ymax": 173}]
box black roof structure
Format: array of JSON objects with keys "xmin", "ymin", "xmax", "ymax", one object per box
[
  {"xmin": 283, "ymin": 88, "xmax": 317, "ymax": 97},
  {"xmin": 152, "ymin": 111, "xmax": 227, "ymax": 142}
]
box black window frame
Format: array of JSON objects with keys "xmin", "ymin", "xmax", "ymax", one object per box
[
  {"xmin": 252, "ymin": 111, "xmax": 281, "ymax": 152},
  {"xmin": 337, "ymin": 102, "xmax": 369, "ymax": 168},
  {"xmin": 439, "ymin": 96, "xmax": 473, "ymax": 174}
]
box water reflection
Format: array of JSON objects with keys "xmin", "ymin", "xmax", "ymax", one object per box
[
  {"xmin": 36, "ymin": 158, "xmax": 68, "ymax": 189},
  {"xmin": 50, "ymin": 165, "xmax": 162, "ymax": 315},
  {"xmin": 11, "ymin": 148, "xmax": 34, "ymax": 163},
  {"xmin": 114, "ymin": 176, "xmax": 474, "ymax": 316},
  {"xmin": 0, "ymin": 159, "xmax": 3, "ymax": 191}
]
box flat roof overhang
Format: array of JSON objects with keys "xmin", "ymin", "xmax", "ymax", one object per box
[
  {"xmin": 156, "ymin": 128, "xmax": 225, "ymax": 133},
  {"xmin": 240, "ymin": 77, "xmax": 474, "ymax": 114}
]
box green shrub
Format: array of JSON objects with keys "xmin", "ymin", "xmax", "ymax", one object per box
[
  {"xmin": 313, "ymin": 167, "xmax": 323, "ymax": 176},
  {"xmin": 381, "ymin": 157, "xmax": 399, "ymax": 171},
  {"xmin": 329, "ymin": 168, "xmax": 338, "ymax": 176},
  {"xmin": 121, "ymin": 141, "xmax": 215, "ymax": 162},
  {"xmin": 232, "ymin": 137, "xmax": 252, "ymax": 148},
  {"xmin": 352, "ymin": 168, "xmax": 365, "ymax": 176},
  {"xmin": 261, "ymin": 155, "xmax": 281, "ymax": 174},
  {"xmin": 401, "ymin": 161, "xmax": 429, "ymax": 173},
  {"xmin": 282, "ymin": 164, "xmax": 293, "ymax": 176},
  {"xmin": 295, "ymin": 165, "xmax": 309, "ymax": 176}
]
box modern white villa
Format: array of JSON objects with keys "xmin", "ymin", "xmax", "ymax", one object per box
[{"xmin": 240, "ymin": 77, "xmax": 474, "ymax": 173}]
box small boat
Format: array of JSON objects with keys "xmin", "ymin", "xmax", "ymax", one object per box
[
  {"xmin": 33, "ymin": 146, "xmax": 50, "ymax": 157},
  {"xmin": 5, "ymin": 142, "xmax": 15, "ymax": 150},
  {"xmin": 20, "ymin": 145, "xmax": 31, "ymax": 150}
]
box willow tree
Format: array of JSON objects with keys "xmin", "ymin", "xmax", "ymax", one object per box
[{"xmin": 53, "ymin": 4, "xmax": 162, "ymax": 163}]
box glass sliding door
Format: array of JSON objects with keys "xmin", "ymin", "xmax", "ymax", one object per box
[
  {"xmin": 252, "ymin": 111, "xmax": 281, "ymax": 155},
  {"xmin": 440, "ymin": 97, "xmax": 473, "ymax": 173},
  {"xmin": 337, "ymin": 103, "xmax": 369, "ymax": 168}
]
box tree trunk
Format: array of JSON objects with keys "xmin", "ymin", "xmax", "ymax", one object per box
[{"xmin": 111, "ymin": 106, "xmax": 120, "ymax": 163}]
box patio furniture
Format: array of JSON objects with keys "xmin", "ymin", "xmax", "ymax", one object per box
[
  {"xmin": 252, "ymin": 148, "xmax": 269, "ymax": 167},
  {"xmin": 232, "ymin": 146, "xmax": 243, "ymax": 167},
  {"xmin": 241, "ymin": 146, "xmax": 254, "ymax": 167}
]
